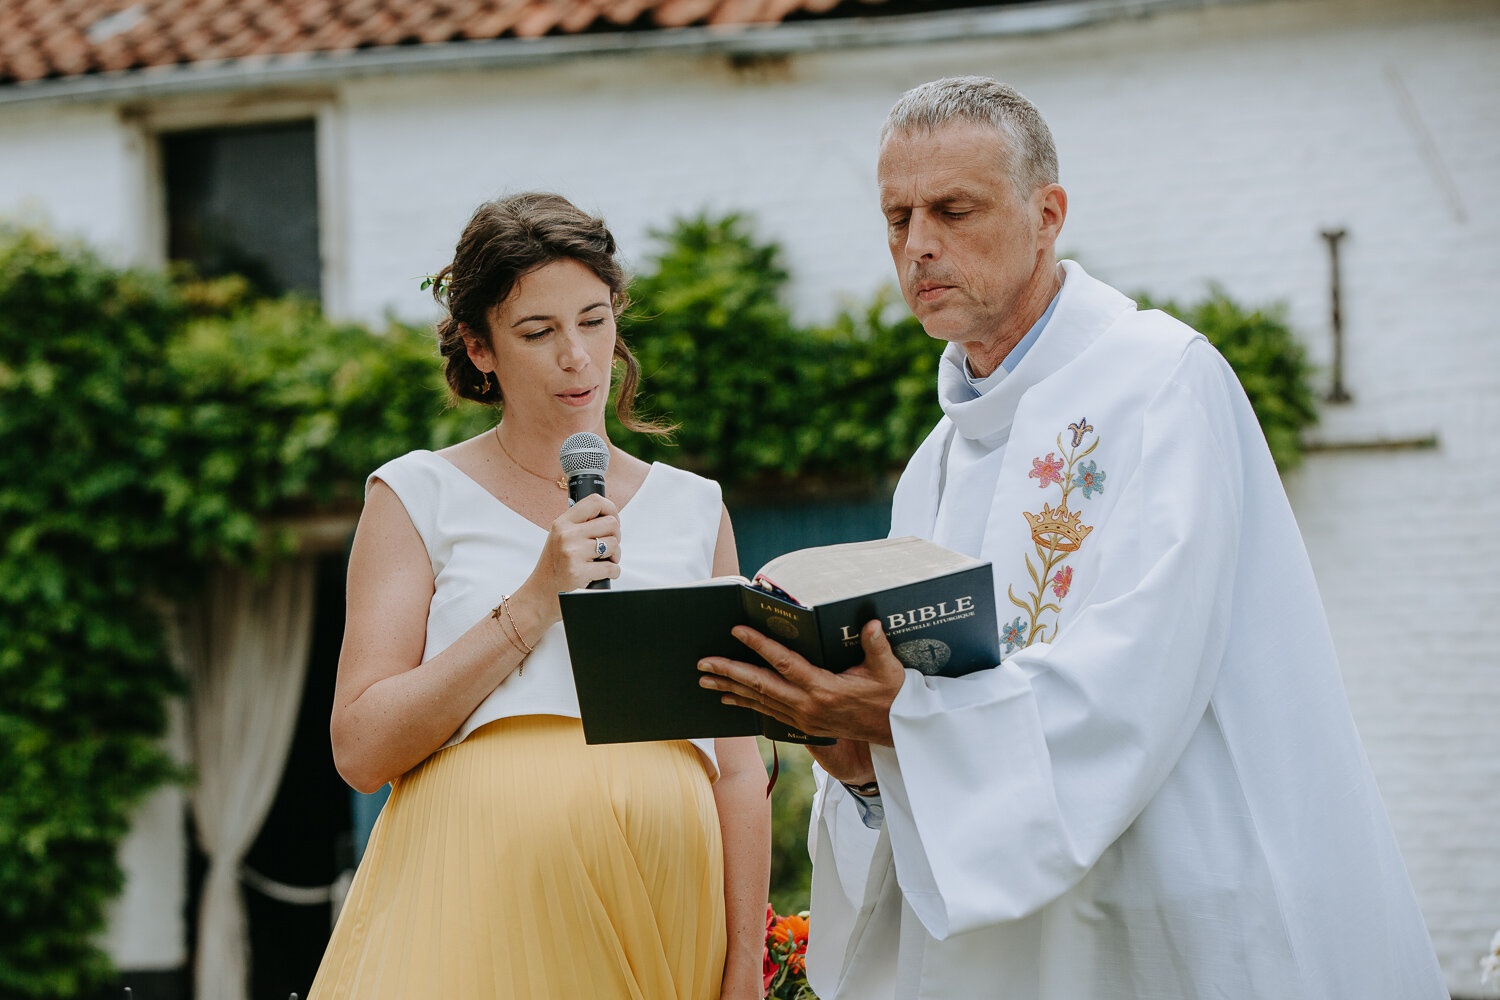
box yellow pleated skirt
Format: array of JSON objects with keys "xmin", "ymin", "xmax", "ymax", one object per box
[{"xmin": 309, "ymin": 715, "xmax": 726, "ymax": 999}]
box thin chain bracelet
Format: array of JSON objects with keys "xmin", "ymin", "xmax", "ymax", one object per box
[{"xmin": 490, "ymin": 595, "xmax": 533, "ymax": 674}]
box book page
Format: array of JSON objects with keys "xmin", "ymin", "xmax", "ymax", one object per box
[
  {"xmin": 568, "ymin": 575, "xmax": 749, "ymax": 593},
  {"xmin": 752, "ymin": 536, "xmax": 984, "ymax": 607}
]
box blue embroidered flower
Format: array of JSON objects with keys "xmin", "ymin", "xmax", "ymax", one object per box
[
  {"xmin": 1001, "ymin": 616, "xmax": 1028, "ymax": 653},
  {"xmin": 1068, "ymin": 418, "xmax": 1093, "ymax": 448},
  {"xmin": 1072, "ymin": 460, "xmax": 1106, "ymax": 499}
]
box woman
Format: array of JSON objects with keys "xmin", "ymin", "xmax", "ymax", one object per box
[{"xmin": 310, "ymin": 193, "xmax": 770, "ymax": 999}]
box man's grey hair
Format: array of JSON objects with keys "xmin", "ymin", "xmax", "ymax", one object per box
[{"xmin": 881, "ymin": 76, "xmax": 1059, "ymax": 195}]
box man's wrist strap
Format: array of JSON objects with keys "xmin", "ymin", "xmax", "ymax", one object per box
[{"xmin": 842, "ymin": 779, "xmax": 880, "ymax": 797}]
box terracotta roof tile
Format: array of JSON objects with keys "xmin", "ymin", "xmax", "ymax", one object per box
[
  {"xmin": 92, "ymin": 35, "xmax": 138, "ymax": 68},
  {"xmin": 708, "ymin": 0, "xmax": 773, "ymax": 24},
  {"xmin": 8, "ymin": 47, "xmax": 49, "ymax": 80},
  {"xmin": 260, "ymin": 14, "xmax": 313, "ymax": 48},
  {"xmin": 654, "ymin": 0, "xmax": 720, "ymax": 28},
  {"xmin": 761, "ymin": 0, "xmax": 806, "ymax": 23},
  {"xmin": 129, "ymin": 31, "xmax": 180, "ymax": 64},
  {"xmin": 558, "ymin": 0, "xmax": 602, "ymax": 33},
  {"xmin": 443, "ymin": 0, "xmax": 488, "ymax": 21},
  {"xmin": 0, "ymin": 0, "xmax": 908, "ymax": 85},
  {"xmin": 467, "ymin": 0, "xmax": 529, "ymax": 39},
  {"xmin": 416, "ymin": 20, "xmax": 464, "ymax": 44},
  {"xmin": 299, "ymin": 17, "xmax": 362, "ymax": 50},
  {"xmin": 602, "ymin": 0, "xmax": 654, "ymax": 24},
  {"xmin": 409, "ymin": 2, "xmax": 439, "ymax": 24},
  {"xmin": 511, "ymin": 0, "xmax": 565, "ymax": 37},
  {"xmin": 209, "ymin": 8, "xmax": 248, "ymax": 40}
]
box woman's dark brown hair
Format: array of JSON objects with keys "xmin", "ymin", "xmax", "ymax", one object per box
[{"xmin": 433, "ymin": 192, "xmax": 668, "ymax": 434}]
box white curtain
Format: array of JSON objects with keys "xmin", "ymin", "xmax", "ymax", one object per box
[{"xmin": 174, "ymin": 560, "xmax": 317, "ymax": 1000}]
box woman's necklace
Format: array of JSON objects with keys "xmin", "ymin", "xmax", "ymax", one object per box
[{"xmin": 494, "ymin": 425, "xmax": 567, "ymax": 491}]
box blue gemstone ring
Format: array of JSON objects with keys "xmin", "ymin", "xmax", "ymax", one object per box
[{"xmin": 595, "ymin": 538, "xmax": 608, "ymax": 559}]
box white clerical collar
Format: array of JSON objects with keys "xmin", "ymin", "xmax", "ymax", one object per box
[
  {"xmin": 959, "ymin": 277, "xmax": 1064, "ymax": 398},
  {"xmin": 938, "ymin": 262, "xmax": 1131, "ymax": 448}
]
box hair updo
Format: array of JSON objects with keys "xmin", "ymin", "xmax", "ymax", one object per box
[{"xmin": 432, "ymin": 192, "xmax": 667, "ymax": 434}]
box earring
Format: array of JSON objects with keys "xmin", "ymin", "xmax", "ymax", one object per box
[{"xmin": 479, "ymin": 371, "xmax": 493, "ymax": 393}]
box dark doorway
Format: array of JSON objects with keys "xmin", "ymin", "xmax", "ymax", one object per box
[
  {"xmin": 240, "ymin": 553, "xmax": 353, "ymax": 999},
  {"xmin": 161, "ymin": 120, "xmax": 321, "ymax": 300}
]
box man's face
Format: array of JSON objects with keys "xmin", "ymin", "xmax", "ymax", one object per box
[{"xmin": 878, "ymin": 121, "xmax": 1056, "ymax": 354}]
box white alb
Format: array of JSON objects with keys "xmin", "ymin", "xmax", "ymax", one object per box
[{"xmin": 806, "ymin": 261, "xmax": 1446, "ymax": 1000}]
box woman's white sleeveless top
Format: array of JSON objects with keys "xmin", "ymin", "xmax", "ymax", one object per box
[{"xmin": 367, "ymin": 450, "xmax": 724, "ymax": 778}]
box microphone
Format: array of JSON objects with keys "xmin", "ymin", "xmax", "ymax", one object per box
[{"xmin": 559, "ymin": 432, "xmax": 611, "ymax": 590}]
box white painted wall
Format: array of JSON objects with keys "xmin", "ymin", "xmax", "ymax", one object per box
[
  {"xmin": 101, "ymin": 787, "xmax": 188, "ymax": 971},
  {"xmin": 0, "ymin": 104, "xmax": 154, "ymax": 264},
  {"xmin": 2, "ymin": 0, "xmax": 1496, "ymax": 992}
]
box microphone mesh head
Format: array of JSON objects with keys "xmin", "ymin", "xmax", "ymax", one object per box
[{"xmin": 559, "ymin": 432, "xmax": 610, "ymax": 477}]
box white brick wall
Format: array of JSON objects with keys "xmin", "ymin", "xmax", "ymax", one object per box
[{"xmin": 2, "ymin": 0, "xmax": 1496, "ymax": 991}]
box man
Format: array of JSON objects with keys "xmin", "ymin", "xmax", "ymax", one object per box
[{"xmin": 698, "ymin": 77, "xmax": 1446, "ymax": 999}]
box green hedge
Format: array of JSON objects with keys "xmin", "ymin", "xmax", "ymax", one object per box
[
  {"xmin": 0, "ymin": 229, "xmax": 190, "ymax": 996},
  {"xmin": 0, "ymin": 230, "xmax": 487, "ymax": 997},
  {"xmin": 0, "ymin": 217, "xmax": 1316, "ymax": 995}
]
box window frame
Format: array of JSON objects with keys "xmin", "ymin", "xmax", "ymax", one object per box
[{"xmin": 121, "ymin": 92, "xmax": 346, "ymax": 313}]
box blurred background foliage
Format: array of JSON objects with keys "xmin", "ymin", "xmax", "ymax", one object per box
[
  {"xmin": 613, "ymin": 213, "xmax": 943, "ymax": 492},
  {"xmin": 0, "ymin": 215, "xmax": 1315, "ymax": 995}
]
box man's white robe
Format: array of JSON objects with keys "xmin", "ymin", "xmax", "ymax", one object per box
[{"xmin": 805, "ymin": 261, "xmax": 1445, "ymax": 1000}]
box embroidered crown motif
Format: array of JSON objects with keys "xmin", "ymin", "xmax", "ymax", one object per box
[
  {"xmin": 1023, "ymin": 502, "xmax": 1093, "ymax": 552},
  {"xmin": 1004, "ymin": 416, "xmax": 1106, "ymax": 653}
]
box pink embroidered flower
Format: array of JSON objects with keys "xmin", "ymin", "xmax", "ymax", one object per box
[
  {"xmin": 1051, "ymin": 565, "xmax": 1074, "ymax": 599},
  {"xmin": 1029, "ymin": 453, "xmax": 1064, "ymax": 488}
]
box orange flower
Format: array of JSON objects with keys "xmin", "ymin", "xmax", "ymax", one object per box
[{"xmin": 771, "ymin": 913, "xmax": 809, "ymax": 947}]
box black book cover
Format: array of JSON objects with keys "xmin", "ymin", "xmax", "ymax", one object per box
[
  {"xmin": 561, "ymin": 561, "xmax": 998, "ymax": 745},
  {"xmin": 561, "ymin": 583, "xmax": 764, "ymax": 744},
  {"xmin": 741, "ymin": 562, "xmax": 997, "ymax": 679}
]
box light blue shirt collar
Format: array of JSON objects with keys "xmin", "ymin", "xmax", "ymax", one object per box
[{"xmin": 962, "ymin": 286, "xmax": 1062, "ymax": 397}]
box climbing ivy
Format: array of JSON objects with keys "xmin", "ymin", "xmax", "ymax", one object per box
[{"xmin": 0, "ymin": 227, "xmax": 485, "ymax": 997}]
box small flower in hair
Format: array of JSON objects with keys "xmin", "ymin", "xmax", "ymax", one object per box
[{"xmin": 417, "ymin": 273, "xmax": 453, "ymax": 298}]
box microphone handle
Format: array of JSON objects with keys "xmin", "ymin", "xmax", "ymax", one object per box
[
  {"xmin": 567, "ymin": 473, "xmax": 606, "ymax": 505},
  {"xmin": 567, "ymin": 473, "xmax": 611, "ymax": 590}
]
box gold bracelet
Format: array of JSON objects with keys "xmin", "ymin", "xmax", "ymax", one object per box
[
  {"xmin": 500, "ymin": 595, "xmax": 534, "ymax": 653},
  {"xmin": 490, "ymin": 595, "xmax": 533, "ymax": 674},
  {"xmin": 495, "ymin": 615, "xmax": 528, "ymax": 657}
]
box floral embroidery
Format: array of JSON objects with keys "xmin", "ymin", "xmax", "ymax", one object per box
[
  {"xmin": 1028, "ymin": 452, "xmax": 1064, "ymax": 488},
  {"xmin": 1001, "ymin": 616, "xmax": 1028, "ymax": 653},
  {"xmin": 1007, "ymin": 418, "xmax": 1106, "ymax": 650},
  {"xmin": 1051, "ymin": 565, "xmax": 1074, "ymax": 599},
  {"xmin": 1072, "ymin": 460, "xmax": 1106, "ymax": 499}
]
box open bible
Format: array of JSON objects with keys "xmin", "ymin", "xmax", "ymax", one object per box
[{"xmin": 559, "ymin": 536, "xmax": 999, "ymax": 744}]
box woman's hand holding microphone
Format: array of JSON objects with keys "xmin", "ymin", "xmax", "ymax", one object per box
[{"xmin": 519, "ymin": 494, "xmax": 621, "ymax": 625}]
